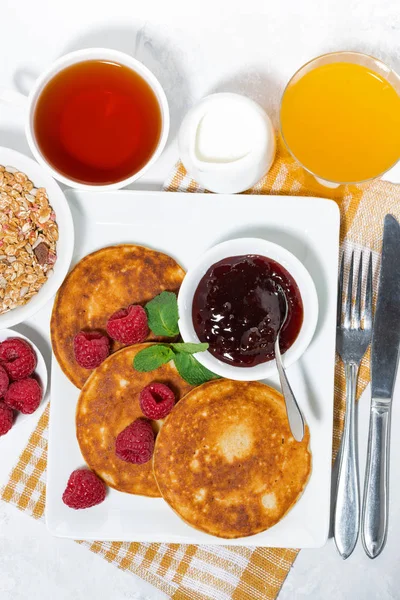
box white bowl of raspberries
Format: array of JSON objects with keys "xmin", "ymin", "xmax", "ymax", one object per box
[{"xmin": 0, "ymin": 329, "xmax": 47, "ymax": 436}]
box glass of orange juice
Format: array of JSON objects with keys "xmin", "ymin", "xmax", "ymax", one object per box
[{"xmin": 279, "ymin": 51, "xmax": 400, "ymax": 188}]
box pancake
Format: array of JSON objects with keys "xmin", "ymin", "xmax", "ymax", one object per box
[
  {"xmin": 76, "ymin": 344, "xmax": 192, "ymax": 496},
  {"xmin": 153, "ymin": 379, "xmax": 312, "ymax": 538},
  {"xmin": 51, "ymin": 244, "xmax": 185, "ymax": 388}
]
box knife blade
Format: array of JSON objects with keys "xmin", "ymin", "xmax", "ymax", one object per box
[
  {"xmin": 362, "ymin": 214, "xmax": 400, "ymax": 558},
  {"xmin": 371, "ymin": 214, "xmax": 400, "ymax": 399}
]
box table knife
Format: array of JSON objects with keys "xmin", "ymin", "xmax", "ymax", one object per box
[{"xmin": 361, "ymin": 214, "xmax": 400, "ymax": 558}]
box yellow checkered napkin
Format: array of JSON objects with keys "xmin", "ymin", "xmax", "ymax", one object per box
[{"xmin": 2, "ymin": 143, "xmax": 400, "ymax": 600}]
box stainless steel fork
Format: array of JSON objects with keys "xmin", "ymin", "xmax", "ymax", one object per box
[{"xmin": 334, "ymin": 251, "xmax": 373, "ymax": 559}]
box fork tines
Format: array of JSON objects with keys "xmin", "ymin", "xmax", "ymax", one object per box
[{"xmin": 337, "ymin": 250, "xmax": 373, "ymax": 330}]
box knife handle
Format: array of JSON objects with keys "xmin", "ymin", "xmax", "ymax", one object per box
[
  {"xmin": 334, "ymin": 362, "xmax": 360, "ymax": 559},
  {"xmin": 361, "ymin": 398, "xmax": 391, "ymax": 558}
]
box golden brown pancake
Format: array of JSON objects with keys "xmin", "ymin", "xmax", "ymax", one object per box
[
  {"xmin": 76, "ymin": 344, "xmax": 192, "ymax": 496},
  {"xmin": 51, "ymin": 244, "xmax": 185, "ymax": 388},
  {"xmin": 153, "ymin": 379, "xmax": 311, "ymax": 538}
]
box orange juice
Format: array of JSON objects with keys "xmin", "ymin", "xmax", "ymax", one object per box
[{"xmin": 280, "ymin": 62, "xmax": 400, "ymax": 183}]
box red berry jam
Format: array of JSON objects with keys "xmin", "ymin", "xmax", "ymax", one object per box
[{"xmin": 192, "ymin": 255, "xmax": 303, "ymax": 367}]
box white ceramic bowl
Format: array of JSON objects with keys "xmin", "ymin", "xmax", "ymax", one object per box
[
  {"xmin": 0, "ymin": 147, "xmax": 74, "ymax": 328},
  {"xmin": 178, "ymin": 93, "xmax": 276, "ymax": 194},
  {"xmin": 178, "ymin": 238, "xmax": 318, "ymax": 381},
  {"xmin": 0, "ymin": 328, "xmax": 48, "ymax": 415}
]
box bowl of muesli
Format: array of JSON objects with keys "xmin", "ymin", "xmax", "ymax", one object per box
[{"xmin": 0, "ymin": 147, "xmax": 74, "ymax": 328}]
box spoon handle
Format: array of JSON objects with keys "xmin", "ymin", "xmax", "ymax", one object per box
[{"xmin": 274, "ymin": 338, "xmax": 305, "ymax": 442}]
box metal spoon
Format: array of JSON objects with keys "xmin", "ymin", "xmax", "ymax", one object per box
[{"xmin": 274, "ymin": 284, "xmax": 305, "ymax": 442}]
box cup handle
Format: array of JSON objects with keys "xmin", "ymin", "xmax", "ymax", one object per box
[{"xmin": 0, "ymin": 87, "xmax": 28, "ymax": 109}]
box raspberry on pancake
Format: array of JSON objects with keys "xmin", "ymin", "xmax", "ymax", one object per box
[
  {"xmin": 139, "ymin": 382, "xmax": 175, "ymax": 420},
  {"xmin": 73, "ymin": 331, "xmax": 110, "ymax": 369},
  {"xmin": 107, "ymin": 305, "xmax": 148, "ymax": 344},
  {"xmin": 115, "ymin": 418, "xmax": 154, "ymax": 464}
]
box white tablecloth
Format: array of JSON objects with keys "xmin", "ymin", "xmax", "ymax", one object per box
[{"xmin": 1, "ymin": 3, "xmax": 400, "ymax": 599}]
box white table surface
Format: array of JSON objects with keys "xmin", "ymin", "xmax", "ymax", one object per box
[{"xmin": 1, "ymin": 2, "xmax": 400, "ymax": 599}]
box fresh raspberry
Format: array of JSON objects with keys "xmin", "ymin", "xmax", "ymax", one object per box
[
  {"xmin": 139, "ymin": 382, "xmax": 175, "ymax": 420},
  {"xmin": 73, "ymin": 331, "xmax": 110, "ymax": 369},
  {"xmin": 106, "ymin": 305, "xmax": 149, "ymax": 345},
  {"xmin": 0, "ymin": 338, "xmax": 37, "ymax": 381},
  {"xmin": 115, "ymin": 418, "xmax": 154, "ymax": 464},
  {"xmin": 0, "ymin": 364, "xmax": 9, "ymax": 397},
  {"xmin": 62, "ymin": 468, "xmax": 106, "ymax": 510},
  {"xmin": 0, "ymin": 402, "xmax": 14, "ymax": 436},
  {"xmin": 4, "ymin": 378, "xmax": 42, "ymax": 414}
]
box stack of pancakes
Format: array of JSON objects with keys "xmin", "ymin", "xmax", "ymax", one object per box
[{"xmin": 52, "ymin": 243, "xmax": 312, "ymax": 539}]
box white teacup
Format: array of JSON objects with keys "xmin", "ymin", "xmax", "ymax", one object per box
[{"xmin": 0, "ymin": 48, "xmax": 170, "ymax": 190}]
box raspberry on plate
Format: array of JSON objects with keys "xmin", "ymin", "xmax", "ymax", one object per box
[
  {"xmin": 0, "ymin": 338, "xmax": 37, "ymax": 381},
  {"xmin": 4, "ymin": 378, "xmax": 42, "ymax": 414},
  {"xmin": 115, "ymin": 418, "xmax": 154, "ymax": 464},
  {"xmin": 62, "ymin": 468, "xmax": 106, "ymax": 510},
  {"xmin": 0, "ymin": 402, "xmax": 14, "ymax": 436},
  {"xmin": 0, "ymin": 364, "xmax": 9, "ymax": 397},
  {"xmin": 139, "ymin": 382, "xmax": 175, "ymax": 420},
  {"xmin": 73, "ymin": 331, "xmax": 110, "ymax": 369},
  {"xmin": 106, "ymin": 304, "xmax": 149, "ymax": 345}
]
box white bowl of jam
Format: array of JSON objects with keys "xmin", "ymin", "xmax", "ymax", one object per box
[{"xmin": 178, "ymin": 238, "xmax": 318, "ymax": 381}]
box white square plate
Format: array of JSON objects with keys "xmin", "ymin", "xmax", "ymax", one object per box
[{"xmin": 46, "ymin": 190, "xmax": 339, "ymax": 547}]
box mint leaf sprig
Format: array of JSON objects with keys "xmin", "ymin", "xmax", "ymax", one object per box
[
  {"xmin": 145, "ymin": 291, "xmax": 179, "ymax": 337},
  {"xmin": 134, "ymin": 345, "xmax": 175, "ymax": 372},
  {"xmin": 133, "ymin": 341, "xmax": 218, "ymax": 386},
  {"xmin": 173, "ymin": 352, "xmax": 218, "ymax": 386},
  {"xmin": 134, "ymin": 292, "xmax": 219, "ymax": 386}
]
